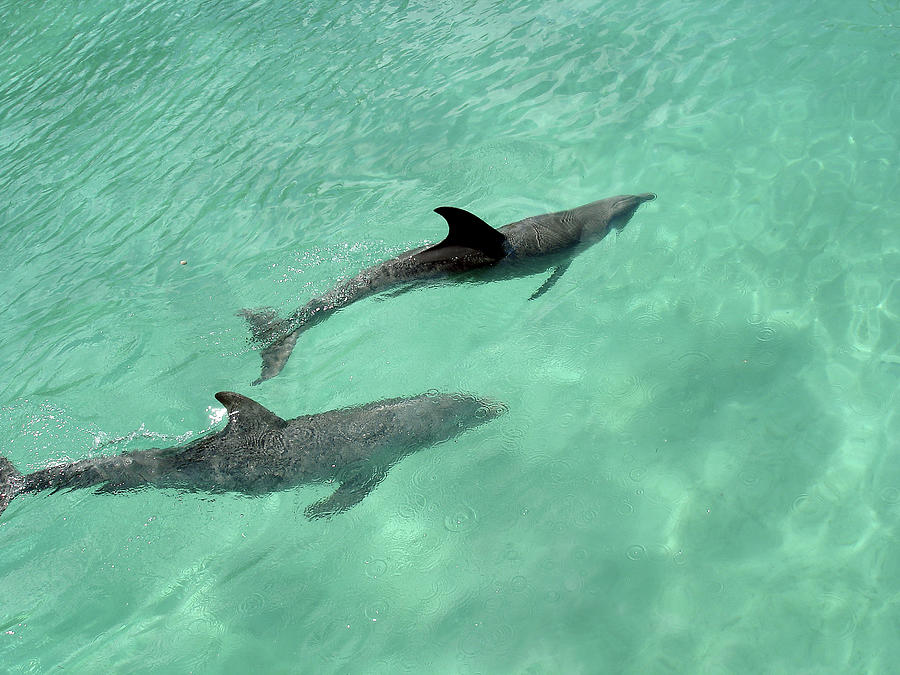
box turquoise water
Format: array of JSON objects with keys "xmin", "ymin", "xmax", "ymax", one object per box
[{"xmin": 1, "ymin": 0, "xmax": 898, "ymax": 671}]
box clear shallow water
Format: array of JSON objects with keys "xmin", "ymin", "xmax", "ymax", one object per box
[{"xmin": 1, "ymin": 0, "xmax": 898, "ymax": 671}]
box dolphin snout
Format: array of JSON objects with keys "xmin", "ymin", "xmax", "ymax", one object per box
[
  {"xmin": 614, "ymin": 193, "xmax": 656, "ymax": 210},
  {"xmin": 474, "ymin": 397, "xmax": 509, "ymax": 421},
  {"xmin": 609, "ymin": 192, "xmax": 655, "ymax": 231}
]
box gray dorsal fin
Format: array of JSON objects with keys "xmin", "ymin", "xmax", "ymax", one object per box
[
  {"xmin": 215, "ymin": 391, "xmax": 288, "ymax": 433},
  {"xmin": 427, "ymin": 207, "xmax": 510, "ymax": 260}
]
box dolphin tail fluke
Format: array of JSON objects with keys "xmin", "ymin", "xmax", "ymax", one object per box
[
  {"xmin": 239, "ymin": 307, "xmax": 303, "ymax": 384},
  {"xmin": 237, "ymin": 306, "xmax": 281, "ymax": 343},
  {"xmin": 251, "ymin": 330, "xmax": 300, "ymax": 386},
  {"xmin": 0, "ymin": 455, "xmax": 23, "ymax": 517}
]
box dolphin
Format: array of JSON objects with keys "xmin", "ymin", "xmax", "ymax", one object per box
[
  {"xmin": 0, "ymin": 391, "xmax": 505, "ymax": 520},
  {"xmin": 241, "ymin": 193, "xmax": 656, "ymax": 384}
]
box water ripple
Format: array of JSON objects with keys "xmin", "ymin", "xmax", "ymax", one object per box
[{"xmin": 443, "ymin": 505, "xmax": 478, "ymax": 533}]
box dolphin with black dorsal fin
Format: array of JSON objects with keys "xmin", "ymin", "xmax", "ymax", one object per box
[
  {"xmin": 240, "ymin": 193, "xmax": 656, "ymax": 384},
  {"xmin": 0, "ymin": 390, "xmax": 505, "ymax": 520}
]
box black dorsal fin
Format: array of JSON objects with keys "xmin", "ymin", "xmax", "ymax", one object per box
[
  {"xmin": 215, "ymin": 391, "xmax": 288, "ymax": 433},
  {"xmin": 427, "ymin": 207, "xmax": 510, "ymax": 260}
]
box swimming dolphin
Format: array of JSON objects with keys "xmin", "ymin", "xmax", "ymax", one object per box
[
  {"xmin": 0, "ymin": 391, "xmax": 505, "ymax": 520},
  {"xmin": 241, "ymin": 193, "xmax": 656, "ymax": 384}
]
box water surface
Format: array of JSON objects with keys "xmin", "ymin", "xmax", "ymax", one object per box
[{"xmin": 1, "ymin": 0, "xmax": 898, "ymax": 671}]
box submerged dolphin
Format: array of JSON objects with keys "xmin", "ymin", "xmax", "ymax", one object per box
[
  {"xmin": 241, "ymin": 193, "xmax": 656, "ymax": 384},
  {"xmin": 0, "ymin": 391, "xmax": 505, "ymax": 520}
]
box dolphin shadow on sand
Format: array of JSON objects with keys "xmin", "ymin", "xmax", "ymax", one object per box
[
  {"xmin": 0, "ymin": 391, "xmax": 505, "ymax": 520},
  {"xmin": 241, "ymin": 193, "xmax": 656, "ymax": 384}
]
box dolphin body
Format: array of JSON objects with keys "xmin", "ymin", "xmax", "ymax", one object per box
[
  {"xmin": 242, "ymin": 193, "xmax": 656, "ymax": 384},
  {"xmin": 0, "ymin": 391, "xmax": 504, "ymax": 520}
]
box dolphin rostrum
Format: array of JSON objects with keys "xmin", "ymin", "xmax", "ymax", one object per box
[
  {"xmin": 241, "ymin": 193, "xmax": 656, "ymax": 384},
  {"xmin": 0, "ymin": 391, "xmax": 505, "ymax": 520}
]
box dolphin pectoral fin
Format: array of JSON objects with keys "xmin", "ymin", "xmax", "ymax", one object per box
[
  {"xmin": 428, "ymin": 207, "xmax": 510, "ymax": 261},
  {"xmin": 528, "ymin": 261, "xmax": 572, "ymax": 300},
  {"xmin": 303, "ymin": 469, "xmax": 387, "ymax": 520}
]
